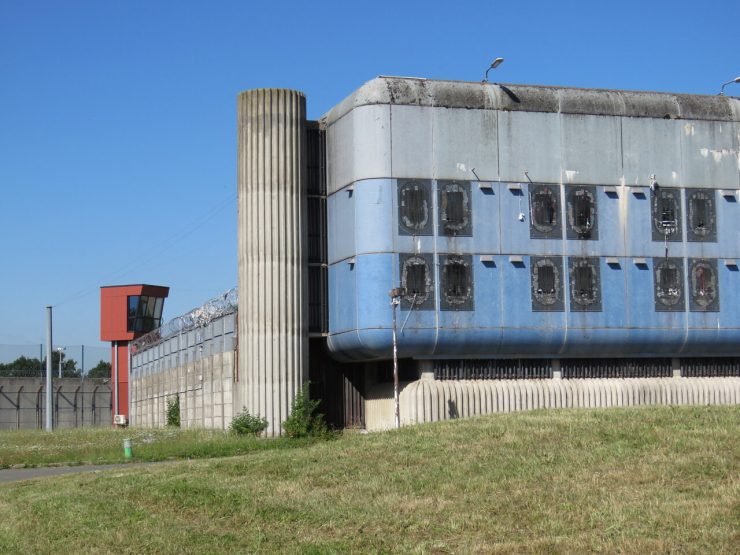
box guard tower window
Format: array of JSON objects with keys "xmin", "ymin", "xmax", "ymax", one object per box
[
  {"xmin": 651, "ymin": 188, "xmax": 682, "ymax": 242},
  {"xmin": 569, "ymin": 257, "xmax": 602, "ymax": 311},
  {"xmin": 689, "ymin": 258, "xmax": 719, "ymax": 311},
  {"xmin": 653, "ymin": 258, "xmax": 684, "ymax": 311},
  {"xmin": 127, "ymin": 295, "xmax": 165, "ymax": 333},
  {"xmin": 438, "ymin": 181, "xmax": 472, "ymax": 236},
  {"xmin": 440, "ymin": 254, "xmax": 474, "ymax": 310},
  {"xmin": 686, "ymin": 190, "xmax": 717, "ymax": 242},
  {"xmin": 400, "ymin": 253, "xmax": 435, "ymax": 310},
  {"xmin": 529, "ymin": 184, "xmax": 562, "ymax": 239},
  {"xmin": 531, "ymin": 256, "xmax": 564, "ymax": 311},
  {"xmin": 398, "ymin": 180, "xmax": 432, "ymax": 236}
]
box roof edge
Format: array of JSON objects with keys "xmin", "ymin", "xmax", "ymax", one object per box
[{"xmin": 322, "ymin": 76, "xmax": 740, "ymax": 125}]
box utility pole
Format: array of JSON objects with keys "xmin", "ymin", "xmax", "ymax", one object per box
[
  {"xmin": 389, "ymin": 287, "xmax": 406, "ymax": 429},
  {"xmin": 45, "ymin": 307, "xmax": 53, "ymax": 431}
]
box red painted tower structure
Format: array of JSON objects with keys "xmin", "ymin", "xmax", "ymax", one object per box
[{"xmin": 100, "ymin": 284, "xmax": 169, "ymax": 424}]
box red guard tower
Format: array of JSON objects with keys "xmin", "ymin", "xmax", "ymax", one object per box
[{"xmin": 100, "ymin": 284, "xmax": 169, "ymax": 425}]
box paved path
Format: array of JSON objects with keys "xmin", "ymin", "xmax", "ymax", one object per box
[{"xmin": 0, "ymin": 462, "xmax": 158, "ymax": 484}]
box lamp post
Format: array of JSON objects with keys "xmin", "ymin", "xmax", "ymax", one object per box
[
  {"xmin": 389, "ymin": 287, "xmax": 406, "ymax": 429},
  {"xmin": 57, "ymin": 346, "xmax": 65, "ymax": 378},
  {"xmin": 482, "ymin": 57, "xmax": 505, "ymax": 82},
  {"xmin": 719, "ymin": 76, "xmax": 740, "ymax": 96}
]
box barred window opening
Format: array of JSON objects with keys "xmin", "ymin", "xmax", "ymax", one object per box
[
  {"xmin": 575, "ymin": 197, "xmax": 592, "ymax": 229},
  {"xmin": 689, "ymin": 259, "xmax": 719, "ymax": 311},
  {"xmin": 444, "ymin": 262, "xmax": 467, "ymax": 301},
  {"xmin": 574, "ymin": 266, "xmax": 594, "ymax": 300},
  {"xmin": 692, "ymin": 198, "xmax": 708, "ymax": 231},
  {"xmin": 538, "ymin": 266, "xmax": 555, "ymax": 295},
  {"xmin": 402, "ymin": 187, "xmax": 427, "ymax": 230},
  {"xmin": 652, "ymin": 188, "xmax": 681, "ymax": 241},
  {"xmin": 659, "ymin": 267, "xmax": 679, "ymax": 298},
  {"xmin": 406, "ymin": 264, "xmax": 427, "ymax": 298},
  {"xmin": 687, "ymin": 190, "xmax": 716, "ymax": 241},
  {"xmin": 400, "ymin": 254, "xmax": 434, "ymax": 310},
  {"xmin": 569, "ymin": 257, "xmax": 601, "ymax": 311},
  {"xmin": 440, "ymin": 254, "xmax": 474, "ymax": 310},
  {"xmin": 532, "ymin": 257, "xmax": 564, "ymax": 311},
  {"xmin": 445, "ymin": 191, "xmax": 464, "ymax": 225},
  {"xmin": 660, "ymin": 201, "xmax": 676, "ymax": 228},
  {"xmin": 438, "ymin": 181, "xmax": 472, "ymax": 236},
  {"xmin": 533, "ymin": 191, "xmax": 556, "ymax": 226},
  {"xmin": 398, "ymin": 180, "xmax": 432, "ymax": 235}
]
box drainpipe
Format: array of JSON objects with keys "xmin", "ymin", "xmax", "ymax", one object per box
[{"xmin": 114, "ymin": 340, "xmax": 119, "ymax": 419}]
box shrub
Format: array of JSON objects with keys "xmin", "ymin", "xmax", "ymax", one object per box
[
  {"xmin": 230, "ymin": 409, "xmax": 268, "ymax": 436},
  {"xmin": 282, "ymin": 383, "xmax": 329, "ymax": 438},
  {"xmin": 166, "ymin": 396, "xmax": 180, "ymax": 428}
]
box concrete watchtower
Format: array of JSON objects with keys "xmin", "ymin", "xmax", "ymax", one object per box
[{"xmin": 237, "ymin": 88, "xmax": 309, "ymax": 436}]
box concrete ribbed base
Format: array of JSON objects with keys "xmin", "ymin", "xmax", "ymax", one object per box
[{"xmin": 365, "ymin": 377, "xmax": 740, "ymax": 431}]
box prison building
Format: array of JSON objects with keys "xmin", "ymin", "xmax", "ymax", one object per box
[{"xmin": 126, "ymin": 77, "xmax": 740, "ymax": 434}]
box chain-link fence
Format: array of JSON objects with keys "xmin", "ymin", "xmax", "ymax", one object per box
[{"xmin": 0, "ymin": 344, "xmax": 110, "ymax": 377}]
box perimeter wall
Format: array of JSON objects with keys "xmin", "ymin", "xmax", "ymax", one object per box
[{"xmin": 0, "ymin": 378, "xmax": 111, "ymax": 430}]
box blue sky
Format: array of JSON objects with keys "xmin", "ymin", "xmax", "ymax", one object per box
[{"xmin": 1, "ymin": 0, "xmax": 738, "ymax": 354}]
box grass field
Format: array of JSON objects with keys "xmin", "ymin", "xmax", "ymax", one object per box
[
  {"xmin": 0, "ymin": 406, "xmax": 738, "ymax": 553},
  {"xmin": 0, "ymin": 426, "xmax": 310, "ymax": 469}
]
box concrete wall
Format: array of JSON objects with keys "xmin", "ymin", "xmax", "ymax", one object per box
[
  {"xmin": 0, "ymin": 378, "xmax": 111, "ymax": 430},
  {"xmin": 366, "ymin": 376, "xmax": 740, "ymax": 431},
  {"xmin": 130, "ymin": 350, "xmax": 235, "ymax": 429},
  {"xmin": 130, "ymin": 312, "xmax": 237, "ymax": 429}
]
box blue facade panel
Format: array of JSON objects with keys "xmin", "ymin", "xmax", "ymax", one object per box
[{"xmin": 327, "ymin": 176, "xmax": 740, "ymax": 362}]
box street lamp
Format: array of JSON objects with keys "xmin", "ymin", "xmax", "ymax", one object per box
[
  {"xmin": 56, "ymin": 346, "xmax": 65, "ymax": 378},
  {"xmin": 719, "ymin": 76, "xmax": 740, "ymax": 96},
  {"xmin": 482, "ymin": 57, "xmax": 505, "ymax": 82},
  {"xmin": 389, "ymin": 287, "xmax": 406, "ymax": 429}
]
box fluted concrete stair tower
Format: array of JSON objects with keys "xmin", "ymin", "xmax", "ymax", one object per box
[{"xmin": 237, "ymin": 88, "xmax": 308, "ymax": 436}]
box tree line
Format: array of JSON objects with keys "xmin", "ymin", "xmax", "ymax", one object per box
[{"xmin": 0, "ymin": 351, "xmax": 111, "ymax": 379}]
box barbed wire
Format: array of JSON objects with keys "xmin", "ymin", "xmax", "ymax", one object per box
[{"xmin": 131, "ymin": 287, "xmax": 237, "ymax": 352}]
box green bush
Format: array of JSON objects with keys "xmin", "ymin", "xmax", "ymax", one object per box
[
  {"xmin": 166, "ymin": 396, "xmax": 180, "ymax": 428},
  {"xmin": 282, "ymin": 383, "xmax": 329, "ymax": 439},
  {"xmin": 230, "ymin": 409, "xmax": 268, "ymax": 436}
]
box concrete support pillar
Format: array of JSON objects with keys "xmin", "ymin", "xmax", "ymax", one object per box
[
  {"xmin": 551, "ymin": 359, "xmax": 562, "ymax": 380},
  {"xmin": 418, "ymin": 360, "xmax": 435, "ymax": 381},
  {"xmin": 671, "ymin": 357, "xmax": 682, "ymax": 378},
  {"xmin": 237, "ymin": 88, "xmax": 308, "ymax": 436}
]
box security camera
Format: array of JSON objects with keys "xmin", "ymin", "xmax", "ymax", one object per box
[{"xmin": 518, "ymin": 212, "xmax": 526, "ymax": 222}]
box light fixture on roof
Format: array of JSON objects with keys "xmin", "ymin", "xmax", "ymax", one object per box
[
  {"xmin": 719, "ymin": 76, "xmax": 740, "ymax": 95},
  {"xmin": 482, "ymin": 57, "xmax": 505, "ymax": 82}
]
